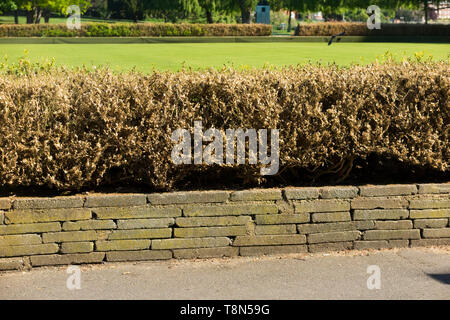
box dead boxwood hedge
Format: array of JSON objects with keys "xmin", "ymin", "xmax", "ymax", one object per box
[
  {"xmin": 296, "ymin": 22, "xmax": 450, "ymax": 36},
  {"xmin": 0, "ymin": 22, "xmax": 272, "ymax": 37},
  {"xmin": 0, "ymin": 62, "xmax": 448, "ymax": 192}
]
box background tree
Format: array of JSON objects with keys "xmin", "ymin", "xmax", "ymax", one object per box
[
  {"xmin": 274, "ymin": 0, "xmax": 318, "ymax": 31},
  {"xmin": 124, "ymin": 0, "xmax": 147, "ymax": 22},
  {"xmin": 0, "ymin": 0, "xmax": 17, "ymax": 14},
  {"xmin": 147, "ymin": 0, "xmax": 200, "ymax": 22},
  {"xmin": 0, "ymin": 0, "xmax": 18, "ymax": 22},
  {"xmin": 49, "ymin": 0, "xmax": 91, "ymax": 23},
  {"xmin": 199, "ymin": 0, "xmax": 216, "ymax": 23},
  {"xmin": 220, "ymin": 0, "xmax": 258, "ymax": 23},
  {"xmin": 2, "ymin": 0, "xmax": 90, "ymax": 24}
]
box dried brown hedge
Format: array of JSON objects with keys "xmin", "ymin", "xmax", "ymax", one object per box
[
  {"xmin": 0, "ymin": 61, "xmax": 448, "ymax": 191},
  {"xmin": 296, "ymin": 22, "xmax": 450, "ymax": 36},
  {"xmin": 0, "ymin": 22, "xmax": 272, "ymax": 37}
]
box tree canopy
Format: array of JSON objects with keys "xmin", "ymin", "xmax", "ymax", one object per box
[{"xmin": 0, "ymin": 0, "xmax": 444, "ymax": 24}]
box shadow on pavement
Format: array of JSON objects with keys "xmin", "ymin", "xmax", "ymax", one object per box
[{"xmin": 427, "ymin": 273, "xmax": 450, "ymax": 285}]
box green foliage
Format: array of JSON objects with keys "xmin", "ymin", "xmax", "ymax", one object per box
[
  {"xmin": 271, "ymin": 10, "xmax": 290, "ymax": 28},
  {"xmin": 0, "ymin": 49, "xmax": 55, "ymax": 75},
  {"xmin": 0, "ymin": 0, "xmax": 17, "ymax": 14}
]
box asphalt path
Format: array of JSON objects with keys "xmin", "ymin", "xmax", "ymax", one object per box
[{"xmin": 1, "ymin": 247, "xmax": 449, "ymax": 300}]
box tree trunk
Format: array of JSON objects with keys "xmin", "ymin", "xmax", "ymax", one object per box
[
  {"xmin": 13, "ymin": 10, "xmax": 19, "ymax": 24},
  {"xmin": 241, "ymin": 9, "xmax": 251, "ymax": 23},
  {"xmin": 206, "ymin": 9, "xmax": 213, "ymax": 24},
  {"xmin": 35, "ymin": 7, "xmax": 42, "ymax": 24},
  {"xmin": 424, "ymin": 0, "xmax": 428, "ymax": 24},
  {"xmin": 43, "ymin": 10, "xmax": 51, "ymax": 23},
  {"xmin": 288, "ymin": 9, "xmax": 292, "ymax": 32},
  {"xmin": 239, "ymin": 0, "xmax": 251, "ymax": 24},
  {"xmin": 26, "ymin": 11, "xmax": 34, "ymax": 24}
]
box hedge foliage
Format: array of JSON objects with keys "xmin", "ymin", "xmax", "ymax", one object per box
[
  {"xmin": 0, "ymin": 22, "xmax": 272, "ymax": 37},
  {"xmin": 296, "ymin": 22, "xmax": 450, "ymax": 36},
  {"xmin": 0, "ymin": 60, "xmax": 448, "ymax": 191}
]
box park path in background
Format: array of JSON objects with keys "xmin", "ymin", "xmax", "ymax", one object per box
[{"xmin": 0, "ymin": 247, "xmax": 449, "ymax": 299}]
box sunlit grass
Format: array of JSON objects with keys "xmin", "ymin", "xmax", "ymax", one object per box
[{"xmin": 0, "ymin": 42, "xmax": 448, "ymax": 72}]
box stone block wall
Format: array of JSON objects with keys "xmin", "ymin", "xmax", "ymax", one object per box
[{"xmin": 0, "ymin": 183, "xmax": 449, "ymax": 270}]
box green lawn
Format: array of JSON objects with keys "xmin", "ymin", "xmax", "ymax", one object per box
[{"xmin": 1, "ymin": 42, "xmax": 449, "ymax": 72}]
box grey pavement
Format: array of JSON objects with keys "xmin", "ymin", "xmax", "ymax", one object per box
[{"xmin": 0, "ymin": 247, "xmax": 449, "ymax": 300}]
